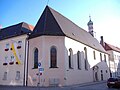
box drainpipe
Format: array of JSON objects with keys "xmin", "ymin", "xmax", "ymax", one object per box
[
  {"xmin": 26, "ymin": 35, "xmax": 30, "ymax": 86},
  {"xmin": 26, "ymin": 40, "xmax": 29, "ymax": 86},
  {"xmin": 23, "ymin": 34, "xmax": 30, "ymax": 86},
  {"xmin": 23, "ymin": 35, "xmax": 29, "ymax": 86}
]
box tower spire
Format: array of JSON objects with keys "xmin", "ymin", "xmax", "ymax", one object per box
[
  {"xmin": 89, "ymin": 15, "xmax": 91, "ymax": 20},
  {"xmin": 87, "ymin": 15, "xmax": 94, "ymax": 37}
]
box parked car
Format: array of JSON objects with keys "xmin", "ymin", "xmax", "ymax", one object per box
[{"xmin": 107, "ymin": 77, "xmax": 120, "ymax": 88}]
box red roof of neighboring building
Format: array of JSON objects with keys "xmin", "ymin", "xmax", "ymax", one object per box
[{"xmin": 105, "ymin": 42, "xmax": 120, "ymax": 52}]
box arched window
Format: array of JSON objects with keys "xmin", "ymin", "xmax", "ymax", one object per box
[
  {"xmin": 100, "ymin": 53, "xmax": 102, "ymax": 61},
  {"xmin": 93, "ymin": 51, "xmax": 96, "ymax": 60},
  {"xmin": 50, "ymin": 46, "xmax": 57, "ymax": 68},
  {"xmin": 68, "ymin": 48, "xmax": 73, "ymax": 69},
  {"xmin": 77, "ymin": 51, "xmax": 81, "ymax": 69},
  {"xmin": 104, "ymin": 54, "xmax": 106, "ymax": 62},
  {"xmin": 34, "ymin": 48, "xmax": 38, "ymax": 69},
  {"xmin": 84, "ymin": 47, "xmax": 88, "ymax": 70}
]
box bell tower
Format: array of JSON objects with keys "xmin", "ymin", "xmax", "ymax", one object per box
[{"xmin": 87, "ymin": 16, "xmax": 94, "ymax": 37}]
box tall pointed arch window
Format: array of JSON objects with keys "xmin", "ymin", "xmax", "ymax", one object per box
[
  {"xmin": 93, "ymin": 51, "xmax": 96, "ymax": 60},
  {"xmin": 100, "ymin": 53, "xmax": 102, "ymax": 62},
  {"xmin": 50, "ymin": 46, "xmax": 57, "ymax": 68},
  {"xmin": 104, "ymin": 54, "xmax": 106, "ymax": 62},
  {"xmin": 84, "ymin": 47, "xmax": 88, "ymax": 70},
  {"xmin": 77, "ymin": 51, "xmax": 81, "ymax": 69},
  {"xmin": 34, "ymin": 48, "xmax": 38, "ymax": 69},
  {"xmin": 68, "ymin": 48, "xmax": 73, "ymax": 69}
]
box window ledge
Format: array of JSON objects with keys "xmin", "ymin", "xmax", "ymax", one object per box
[
  {"xmin": 49, "ymin": 67, "xmax": 58, "ymax": 68},
  {"xmin": 16, "ymin": 62, "xmax": 19, "ymax": 65},
  {"xmin": 17, "ymin": 46, "xmax": 21, "ymax": 49},
  {"xmin": 5, "ymin": 48, "xmax": 9, "ymax": 51},
  {"xmin": 9, "ymin": 62, "xmax": 14, "ymax": 65},
  {"xmin": 3, "ymin": 63, "xmax": 8, "ymax": 66}
]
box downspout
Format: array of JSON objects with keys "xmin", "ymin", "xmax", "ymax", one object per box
[
  {"xmin": 23, "ymin": 35, "xmax": 28, "ymax": 86},
  {"xmin": 26, "ymin": 36, "xmax": 29, "ymax": 86}
]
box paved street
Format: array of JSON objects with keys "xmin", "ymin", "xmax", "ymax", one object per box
[
  {"xmin": 0, "ymin": 81, "xmax": 120, "ymax": 90},
  {"xmin": 71, "ymin": 82, "xmax": 120, "ymax": 90}
]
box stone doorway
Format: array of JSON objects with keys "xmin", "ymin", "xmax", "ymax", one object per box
[{"xmin": 93, "ymin": 66, "xmax": 99, "ymax": 81}]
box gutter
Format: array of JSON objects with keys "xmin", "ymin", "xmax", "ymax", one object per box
[
  {"xmin": 23, "ymin": 35, "xmax": 29, "ymax": 86},
  {"xmin": 23, "ymin": 36, "xmax": 28, "ymax": 86},
  {"xmin": 26, "ymin": 35, "xmax": 30, "ymax": 86}
]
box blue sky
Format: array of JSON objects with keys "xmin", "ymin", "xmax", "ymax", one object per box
[{"xmin": 1, "ymin": 0, "xmax": 120, "ymax": 46}]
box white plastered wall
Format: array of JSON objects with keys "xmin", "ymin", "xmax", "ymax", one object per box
[
  {"xmin": 28, "ymin": 36, "xmax": 66, "ymax": 87},
  {"xmin": 64, "ymin": 37, "xmax": 110, "ymax": 86},
  {"xmin": 0, "ymin": 35, "xmax": 28, "ymax": 86}
]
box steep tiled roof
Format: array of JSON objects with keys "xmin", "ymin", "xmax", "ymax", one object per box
[
  {"xmin": 105, "ymin": 43, "xmax": 120, "ymax": 53},
  {"xmin": 30, "ymin": 6, "xmax": 106, "ymax": 53},
  {"xmin": 29, "ymin": 6, "xmax": 65, "ymax": 38},
  {"xmin": 0, "ymin": 22, "xmax": 34, "ymax": 40}
]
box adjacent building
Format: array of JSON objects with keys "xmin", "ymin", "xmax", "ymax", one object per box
[
  {"xmin": 0, "ymin": 22, "xmax": 34, "ymax": 86},
  {"xmin": 100, "ymin": 36, "xmax": 120, "ymax": 78},
  {"xmin": 27, "ymin": 6, "xmax": 110, "ymax": 87}
]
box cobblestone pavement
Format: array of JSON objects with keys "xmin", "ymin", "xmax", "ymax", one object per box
[{"xmin": 0, "ymin": 81, "xmax": 120, "ymax": 90}]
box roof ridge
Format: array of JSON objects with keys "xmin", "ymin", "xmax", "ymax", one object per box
[
  {"xmin": 48, "ymin": 6, "xmax": 86, "ymax": 33},
  {"xmin": 0, "ymin": 22, "xmax": 33, "ymax": 40},
  {"xmin": 1, "ymin": 22, "xmax": 25, "ymax": 30},
  {"xmin": 29, "ymin": 6, "xmax": 106, "ymax": 53},
  {"xmin": 105, "ymin": 42, "xmax": 120, "ymax": 52}
]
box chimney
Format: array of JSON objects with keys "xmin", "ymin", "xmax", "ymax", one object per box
[{"xmin": 100, "ymin": 36, "xmax": 105, "ymax": 48}]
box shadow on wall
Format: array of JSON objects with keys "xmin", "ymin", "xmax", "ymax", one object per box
[
  {"xmin": 92, "ymin": 61, "xmax": 110, "ymax": 81},
  {"xmin": 109, "ymin": 59, "xmax": 120, "ymax": 78},
  {"xmin": 114, "ymin": 60, "xmax": 120, "ymax": 78},
  {"xmin": 65, "ymin": 47, "xmax": 110, "ymax": 85}
]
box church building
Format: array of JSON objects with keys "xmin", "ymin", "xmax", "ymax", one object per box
[{"xmin": 27, "ymin": 6, "xmax": 110, "ymax": 86}]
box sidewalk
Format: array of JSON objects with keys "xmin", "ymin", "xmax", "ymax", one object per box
[
  {"xmin": 0, "ymin": 81, "xmax": 106, "ymax": 90},
  {"xmin": 65, "ymin": 80, "xmax": 106, "ymax": 88}
]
